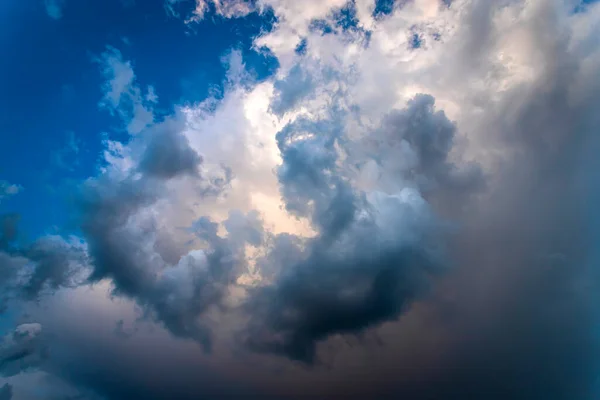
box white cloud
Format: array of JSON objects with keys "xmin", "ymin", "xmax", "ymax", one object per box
[
  {"xmin": 96, "ymin": 46, "xmax": 155, "ymax": 135},
  {"xmin": 145, "ymin": 85, "xmax": 158, "ymax": 103},
  {"xmin": 165, "ymin": 0, "xmax": 254, "ymax": 23},
  {"xmin": 0, "ymin": 181, "xmax": 22, "ymax": 204}
]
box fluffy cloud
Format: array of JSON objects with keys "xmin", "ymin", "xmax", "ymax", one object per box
[
  {"xmin": 241, "ymin": 92, "xmax": 483, "ymax": 362},
  {"xmin": 5, "ymin": 0, "xmax": 600, "ymax": 398}
]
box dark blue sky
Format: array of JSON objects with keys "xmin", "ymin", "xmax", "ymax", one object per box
[{"xmin": 0, "ymin": 0, "xmax": 276, "ymax": 240}]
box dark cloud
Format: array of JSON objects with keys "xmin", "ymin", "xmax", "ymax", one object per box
[
  {"xmin": 235, "ymin": 8, "xmax": 599, "ymax": 400},
  {"xmin": 365, "ymin": 94, "xmax": 485, "ymax": 206},
  {"xmin": 275, "ymin": 116, "xmax": 355, "ymax": 235},
  {"xmin": 0, "ymin": 215, "xmax": 24, "ymax": 311},
  {"xmin": 138, "ymin": 119, "xmax": 202, "ymax": 179},
  {"xmin": 0, "ymin": 214, "xmax": 19, "ymax": 251},
  {"xmin": 21, "ymin": 236, "xmax": 89, "ymax": 301},
  {"xmin": 2, "ymin": 1, "xmax": 600, "ymax": 399},
  {"xmin": 0, "ymin": 384, "xmax": 11, "ymax": 400},
  {"xmin": 0, "ymin": 324, "xmax": 47, "ymax": 378},
  {"xmin": 328, "ymin": 4, "xmax": 600, "ymax": 398},
  {"xmin": 242, "ymin": 95, "xmax": 473, "ymax": 363},
  {"xmin": 0, "ymin": 215, "xmax": 89, "ymax": 311},
  {"xmin": 79, "ymin": 128, "xmax": 259, "ymax": 351}
]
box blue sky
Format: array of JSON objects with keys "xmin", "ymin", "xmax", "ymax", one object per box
[
  {"xmin": 1, "ymin": 1, "xmax": 600, "ymax": 399},
  {"xmin": 0, "ymin": 0, "xmax": 276, "ymax": 240}
]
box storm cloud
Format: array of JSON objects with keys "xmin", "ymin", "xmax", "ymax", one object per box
[
  {"xmin": 2, "ymin": 0, "xmax": 600, "ymax": 399},
  {"xmin": 242, "ymin": 94, "xmax": 472, "ymax": 362}
]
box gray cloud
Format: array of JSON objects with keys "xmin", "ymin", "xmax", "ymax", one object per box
[
  {"xmin": 0, "ymin": 324, "xmax": 46, "ymax": 378},
  {"xmin": 78, "ymin": 115, "xmax": 259, "ymax": 351},
  {"xmin": 0, "ymin": 214, "xmax": 19, "ymax": 252},
  {"xmin": 0, "ymin": 214, "xmax": 89, "ymax": 312},
  {"xmin": 0, "ymin": 384, "xmax": 11, "ymax": 400},
  {"xmin": 21, "ymin": 237, "xmax": 89, "ymax": 301},
  {"xmin": 3, "ymin": 1, "xmax": 600, "ymax": 399},
  {"xmin": 138, "ymin": 119, "xmax": 202, "ymax": 179},
  {"xmin": 242, "ymin": 94, "xmax": 476, "ymax": 363}
]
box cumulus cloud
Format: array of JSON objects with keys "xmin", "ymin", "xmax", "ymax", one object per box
[
  {"xmin": 76, "ymin": 54, "xmax": 268, "ymax": 350},
  {"xmin": 5, "ymin": 0, "xmax": 600, "ymax": 399},
  {"xmin": 137, "ymin": 119, "xmax": 202, "ymax": 179},
  {"xmin": 241, "ymin": 92, "xmax": 479, "ymax": 362}
]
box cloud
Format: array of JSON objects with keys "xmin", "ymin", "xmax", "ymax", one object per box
[
  {"xmin": 137, "ymin": 118, "xmax": 202, "ymax": 179},
  {"xmin": 44, "ymin": 0, "xmax": 65, "ymax": 20},
  {"xmin": 4, "ymin": 0, "xmax": 600, "ymax": 399},
  {"xmin": 270, "ymin": 65, "xmax": 316, "ymax": 115},
  {"xmin": 241, "ymin": 92, "xmax": 480, "ymax": 362},
  {"xmin": 192, "ymin": 0, "xmax": 255, "ymax": 21},
  {"xmin": 51, "ymin": 131, "xmax": 80, "ymax": 172},
  {"xmin": 0, "ymin": 324, "xmax": 46, "ymax": 378},
  {"xmin": 0, "ymin": 214, "xmax": 90, "ymax": 312},
  {"xmin": 153, "ymin": 0, "xmax": 600, "ymax": 396},
  {"xmin": 0, "ymin": 182, "xmax": 22, "ymax": 205},
  {"xmin": 0, "ymin": 384, "xmax": 10, "ymax": 400},
  {"xmin": 0, "ymin": 384, "xmax": 11, "ymax": 400},
  {"xmin": 77, "ymin": 58, "xmax": 265, "ymax": 350},
  {"xmin": 165, "ymin": 0, "xmax": 255, "ymax": 23},
  {"xmin": 96, "ymin": 47, "xmax": 155, "ymax": 135}
]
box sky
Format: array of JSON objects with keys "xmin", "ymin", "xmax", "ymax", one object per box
[{"xmin": 0, "ymin": 0, "xmax": 600, "ymax": 399}]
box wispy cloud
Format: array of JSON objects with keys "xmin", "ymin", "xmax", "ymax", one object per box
[
  {"xmin": 51, "ymin": 131, "xmax": 80, "ymax": 172},
  {"xmin": 96, "ymin": 46, "xmax": 155, "ymax": 135},
  {"xmin": 0, "ymin": 182, "xmax": 22, "ymax": 205},
  {"xmin": 43, "ymin": 0, "xmax": 65, "ymax": 20}
]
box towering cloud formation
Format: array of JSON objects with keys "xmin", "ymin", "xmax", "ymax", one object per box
[
  {"xmin": 242, "ymin": 93, "xmax": 479, "ymax": 362},
  {"xmin": 78, "ymin": 116, "xmax": 260, "ymax": 350},
  {"xmin": 3, "ymin": 0, "xmax": 600, "ymax": 399}
]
